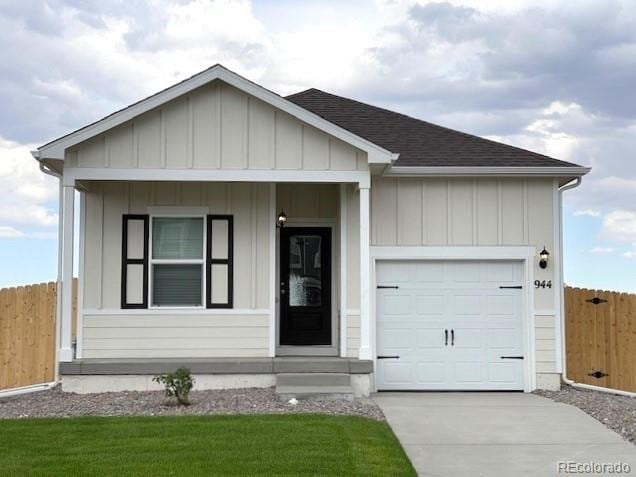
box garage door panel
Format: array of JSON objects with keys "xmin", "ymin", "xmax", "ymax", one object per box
[
  {"xmin": 487, "ymin": 295, "xmax": 516, "ymax": 315},
  {"xmin": 379, "ymin": 327, "xmax": 413, "ymax": 349},
  {"xmin": 415, "ymin": 362, "xmax": 447, "ymax": 384},
  {"xmin": 412, "ymin": 262, "xmax": 445, "ymax": 282},
  {"xmin": 453, "ymin": 295, "xmax": 482, "ymax": 314},
  {"xmin": 486, "ymin": 262, "xmax": 516, "ymax": 282},
  {"xmin": 380, "ymin": 363, "xmax": 412, "ymax": 385},
  {"xmin": 451, "ymin": 263, "xmax": 481, "ymax": 282},
  {"xmin": 452, "ymin": 328, "xmax": 482, "ymax": 349},
  {"xmin": 487, "ymin": 328, "xmax": 518, "ymax": 349},
  {"xmin": 416, "ymin": 329, "xmax": 447, "ymax": 349},
  {"xmin": 488, "ymin": 362, "xmax": 522, "ymax": 383},
  {"xmin": 415, "ymin": 294, "xmax": 446, "ymax": 315},
  {"xmin": 377, "ymin": 260, "xmax": 524, "ymax": 391},
  {"xmin": 383, "ymin": 294, "xmax": 411, "ymax": 315},
  {"xmin": 378, "ymin": 262, "xmax": 413, "ymax": 283},
  {"xmin": 454, "ymin": 362, "xmax": 483, "ymax": 383}
]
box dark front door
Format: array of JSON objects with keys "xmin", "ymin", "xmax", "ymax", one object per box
[{"xmin": 280, "ymin": 227, "xmax": 331, "ymax": 345}]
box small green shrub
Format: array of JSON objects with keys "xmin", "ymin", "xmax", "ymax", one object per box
[{"xmin": 153, "ymin": 367, "xmax": 194, "ymax": 405}]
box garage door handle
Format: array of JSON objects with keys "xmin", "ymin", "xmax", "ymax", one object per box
[
  {"xmin": 500, "ymin": 356, "xmax": 524, "ymax": 359},
  {"xmin": 451, "ymin": 329, "xmax": 454, "ymax": 346},
  {"xmin": 377, "ymin": 285, "xmax": 399, "ymax": 289},
  {"xmin": 377, "ymin": 355, "xmax": 400, "ymax": 359},
  {"xmin": 444, "ymin": 329, "xmax": 448, "ymax": 346}
]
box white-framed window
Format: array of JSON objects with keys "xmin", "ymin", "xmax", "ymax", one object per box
[
  {"xmin": 121, "ymin": 208, "xmax": 234, "ymax": 310},
  {"xmin": 149, "ymin": 215, "xmax": 206, "ymax": 308}
]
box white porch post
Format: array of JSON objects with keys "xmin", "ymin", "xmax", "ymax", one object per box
[
  {"xmin": 269, "ymin": 183, "xmax": 276, "ymax": 357},
  {"xmin": 358, "ymin": 185, "xmax": 372, "ymax": 360},
  {"xmin": 59, "ymin": 184, "xmax": 75, "ymax": 362},
  {"xmin": 339, "ymin": 184, "xmax": 348, "ymax": 357}
]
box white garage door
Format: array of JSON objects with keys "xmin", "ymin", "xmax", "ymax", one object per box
[{"xmin": 376, "ymin": 260, "xmax": 525, "ymax": 391}]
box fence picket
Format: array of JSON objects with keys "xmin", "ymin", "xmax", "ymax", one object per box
[
  {"xmin": 565, "ymin": 286, "xmax": 636, "ymax": 393},
  {"xmin": 0, "ymin": 279, "xmax": 76, "ymax": 391}
]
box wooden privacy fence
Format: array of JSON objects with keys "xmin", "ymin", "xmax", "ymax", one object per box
[
  {"xmin": 0, "ymin": 279, "xmax": 77, "ymax": 392},
  {"xmin": 565, "ymin": 286, "xmax": 636, "ymax": 393}
]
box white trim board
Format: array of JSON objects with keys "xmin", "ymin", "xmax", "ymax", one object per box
[
  {"xmin": 62, "ymin": 168, "xmax": 371, "ymax": 189},
  {"xmin": 274, "ymin": 221, "xmax": 339, "ymax": 355},
  {"xmin": 147, "ymin": 206, "xmax": 209, "ymax": 215},
  {"xmin": 268, "ymin": 184, "xmax": 276, "ymax": 357},
  {"xmin": 384, "ymin": 166, "xmax": 591, "ymax": 178},
  {"xmin": 83, "ymin": 308, "xmax": 270, "ymax": 315},
  {"xmin": 76, "ymin": 190, "xmax": 86, "ymax": 359},
  {"xmin": 35, "ymin": 65, "xmax": 396, "ymax": 164},
  {"xmin": 339, "ymin": 184, "xmax": 348, "ymax": 358},
  {"xmin": 370, "ymin": 246, "xmax": 536, "ymax": 260},
  {"xmin": 370, "ymin": 246, "xmax": 537, "ymax": 392}
]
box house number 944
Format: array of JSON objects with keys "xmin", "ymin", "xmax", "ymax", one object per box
[{"xmin": 534, "ymin": 280, "xmax": 552, "ymax": 289}]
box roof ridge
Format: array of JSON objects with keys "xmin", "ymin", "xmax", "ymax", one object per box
[{"xmin": 286, "ymin": 88, "xmax": 577, "ymax": 166}]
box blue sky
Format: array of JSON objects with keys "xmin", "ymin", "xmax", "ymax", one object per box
[{"xmin": 0, "ymin": 0, "xmax": 635, "ymax": 291}]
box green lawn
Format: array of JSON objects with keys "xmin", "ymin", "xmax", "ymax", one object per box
[{"xmin": 0, "ymin": 414, "xmax": 416, "ymax": 476}]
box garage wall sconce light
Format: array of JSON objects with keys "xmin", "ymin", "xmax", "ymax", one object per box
[{"xmin": 539, "ymin": 247, "xmax": 549, "ymax": 269}]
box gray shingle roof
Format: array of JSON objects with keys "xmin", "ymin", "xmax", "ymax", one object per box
[{"xmin": 286, "ymin": 88, "xmax": 582, "ymax": 168}]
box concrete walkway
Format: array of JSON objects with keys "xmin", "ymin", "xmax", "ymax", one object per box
[{"xmin": 373, "ymin": 392, "xmax": 636, "ymax": 477}]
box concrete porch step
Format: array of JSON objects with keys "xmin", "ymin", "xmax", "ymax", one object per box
[
  {"xmin": 276, "ymin": 385, "xmax": 354, "ymax": 401},
  {"xmin": 275, "ymin": 373, "xmax": 354, "ymax": 401},
  {"xmin": 276, "ymin": 373, "xmax": 351, "ymax": 387}
]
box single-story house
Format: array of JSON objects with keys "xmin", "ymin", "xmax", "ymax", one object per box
[{"xmin": 34, "ymin": 65, "xmax": 590, "ymax": 396}]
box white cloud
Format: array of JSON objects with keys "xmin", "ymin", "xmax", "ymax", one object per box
[
  {"xmin": 0, "ymin": 226, "xmax": 25, "ymax": 238},
  {"xmin": 601, "ymin": 210, "xmax": 636, "ymax": 242},
  {"xmin": 623, "ymin": 243, "xmax": 636, "ymax": 258},
  {"xmin": 591, "ymin": 247, "xmax": 614, "ymax": 253},
  {"xmin": 0, "ymin": 137, "xmax": 58, "ymax": 233},
  {"xmin": 574, "ymin": 209, "xmax": 601, "ymax": 217}
]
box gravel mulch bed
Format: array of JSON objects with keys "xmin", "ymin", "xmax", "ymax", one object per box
[
  {"xmin": 0, "ymin": 386, "xmax": 384, "ymax": 421},
  {"xmin": 535, "ymin": 385, "xmax": 636, "ymax": 444}
]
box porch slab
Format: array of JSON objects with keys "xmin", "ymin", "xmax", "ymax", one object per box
[{"xmin": 60, "ymin": 357, "xmax": 373, "ymax": 376}]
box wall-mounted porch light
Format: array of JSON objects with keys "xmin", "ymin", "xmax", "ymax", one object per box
[
  {"xmin": 276, "ymin": 210, "xmax": 287, "ymax": 228},
  {"xmin": 539, "ymin": 246, "xmax": 550, "ymax": 269}
]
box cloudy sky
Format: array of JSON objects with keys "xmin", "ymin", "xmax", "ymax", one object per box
[{"xmin": 1, "ymin": 0, "xmax": 635, "ymax": 290}]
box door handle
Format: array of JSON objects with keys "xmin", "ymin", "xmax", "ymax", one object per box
[
  {"xmin": 444, "ymin": 329, "xmax": 448, "ymax": 346},
  {"xmin": 451, "ymin": 329, "xmax": 455, "ymax": 346}
]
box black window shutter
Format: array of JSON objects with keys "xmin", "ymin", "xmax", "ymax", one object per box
[
  {"xmin": 121, "ymin": 214, "xmax": 149, "ymax": 309},
  {"xmin": 206, "ymin": 215, "xmax": 233, "ymax": 308}
]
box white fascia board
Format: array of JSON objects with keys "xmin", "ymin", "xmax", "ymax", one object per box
[
  {"xmin": 62, "ymin": 167, "xmax": 371, "ymax": 188},
  {"xmin": 37, "ymin": 65, "xmax": 395, "ymax": 164},
  {"xmin": 370, "ymin": 245, "xmax": 536, "ymax": 260},
  {"xmin": 384, "ymin": 166, "xmax": 591, "ymax": 177}
]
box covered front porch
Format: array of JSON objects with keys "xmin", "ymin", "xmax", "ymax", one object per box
[{"xmin": 57, "ymin": 171, "xmax": 373, "ymax": 368}]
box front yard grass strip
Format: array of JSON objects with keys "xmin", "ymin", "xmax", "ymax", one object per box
[{"xmin": 0, "ymin": 414, "xmax": 416, "ymax": 476}]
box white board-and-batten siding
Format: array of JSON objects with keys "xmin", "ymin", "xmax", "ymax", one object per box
[
  {"xmin": 66, "ymin": 81, "xmax": 367, "ymax": 172},
  {"xmin": 370, "ymin": 177, "xmax": 560, "ymax": 373},
  {"xmin": 81, "ymin": 181, "xmax": 271, "ymax": 359}
]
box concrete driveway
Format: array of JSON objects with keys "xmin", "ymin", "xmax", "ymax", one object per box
[{"xmin": 373, "ymin": 392, "xmax": 636, "ymax": 477}]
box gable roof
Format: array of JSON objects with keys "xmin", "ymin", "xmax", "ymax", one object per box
[
  {"xmin": 286, "ymin": 88, "xmax": 587, "ymax": 170},
  {"xmin": 34, "ymin": 65, "xmax": 396, "ymax": 164}
]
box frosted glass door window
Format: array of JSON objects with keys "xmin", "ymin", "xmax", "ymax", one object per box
[{"xmin": 289, "ymin": 235, "xmax": 322, "ymax": 307}]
